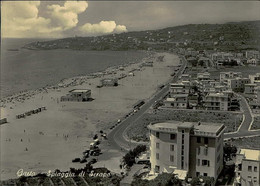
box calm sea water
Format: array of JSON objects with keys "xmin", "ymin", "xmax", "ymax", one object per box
[{"xmin": 1, "ymin": 38, "xmax": 146, "ymax": 98}]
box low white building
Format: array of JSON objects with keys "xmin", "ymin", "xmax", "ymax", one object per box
[
  {"xmin": 249, "ymin": 73, "xmax": 260, "ymax": 84},
  {"xmin": 246, "ymin": 50, "xmax": 260, "ymax": 59},
  {"xmin": 235, "ymin": 148, "xmax": 260, "ymax": 186},
  {"xmin": 61, "ymin": 89, "xmax": 91, "ymax": 102},
  {"xmin": 100, "ymin": 78, "xmax": 118, "ymax": 86}
]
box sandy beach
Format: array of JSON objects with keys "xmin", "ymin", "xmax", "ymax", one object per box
[{"xmin": 0, "ymin": 52, "xmax": 180, "ymax": 180}]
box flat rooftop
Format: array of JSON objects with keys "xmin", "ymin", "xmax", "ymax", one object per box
[
  {"xmin": 148, "ymin": 121, "xmax": 225, "ymax": 135},
  {"xmin": 239, "ymin": 149, "xmax": 260, "ymax": 161},
  {"xmin": 207, "ymin": 93, "xmax": 228, "ymax": 97}
]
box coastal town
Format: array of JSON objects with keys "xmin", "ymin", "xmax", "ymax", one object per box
[{"xmin": 1, "ymin": 6, "xmax": 260, "ymax": 185}]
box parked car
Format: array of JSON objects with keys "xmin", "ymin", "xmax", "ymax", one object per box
[
  {"xmin": 80, "ymin": 158, "xmax": 87, "ymax": 163},
  {"xmin": 89, "ymin": 158, "xmax": 97, "ymax": 164},
  {"xmin": 72, "ymin": 158, "xmax": 80, "ymax": 163}
]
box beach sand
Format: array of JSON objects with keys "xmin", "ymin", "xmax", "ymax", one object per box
[{"xmin": 0, "ymin": 52, "xmax": 180, "ymax": 180}]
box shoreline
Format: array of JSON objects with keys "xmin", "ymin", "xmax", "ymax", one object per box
[
  {"xmin": 0, "ymin": 50, "xmax": 152, "ymax": 106},
  {"xmin": 0, "ymin": 51, "xmax": 180, "ymax": 180}
]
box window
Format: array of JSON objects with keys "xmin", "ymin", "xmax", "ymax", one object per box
[
  {"xmin": 204, "ymin": 137, "xmax": 208, "ymax": 144},
  {"xmin": 202, "ymin": 160, "xmax": 209, "ymax": 166},
  {"xmin": 170, "ymin": 155, "xmax": 174, "ymax": 162},
  {"xmin": 254, "ymin": 166, "xmax": 257, "ymax": 172},
  {"xmin": 155, "ymin": 165, "xmax": 160, "ymax": 173},
  {"xmin": 197, "ymin": 137, "xmax": 201, "ymax": 143},
  {"xmin": 196, "ymin": 172, "xmax": 200, "ymax": 177},
  {"xmin": 248, "ymin": 166, "xmax": 252, "ymax": 172},
  {"xmin": 197, "ymin": 147, "xmax": 201, "ymax": 155},
  {"xmin": 204, "ymin": 173, "xmax": 208, "ymax": 177},
  {"xmin": 197, "ymin": 159, "xmax": 200, "ymax": 166},
  {"xmin": 156, "ymin": 143, "xmax": 160, "ymax": 149},
  {"xmin": 170, "ymin": 134, "xmax": 176, "ymax": 140},
  {"xmin": 156, "ymin": 153, "xmax": 159, "ymax": 160},
  {"xmin": 204, "ymin": 147, "xmax": 208, "ymax": 156},
  {"xmin": 170, "ymin": 145, "xmax": 174, "ymax": 151},
  {"xmin": 156, "ymin": 132, "xmax": 160, "ymax": 138}
]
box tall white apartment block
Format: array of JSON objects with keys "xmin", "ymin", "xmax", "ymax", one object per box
[{"xmin": 148, "ymin": 121, "xmax": 225, "ymax": 181}]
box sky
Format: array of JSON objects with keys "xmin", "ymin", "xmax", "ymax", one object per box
[{"xmin": 1, "ymin": 1, "xmax": 260, "ymax": 38}]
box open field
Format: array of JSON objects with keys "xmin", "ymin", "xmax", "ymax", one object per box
[
  {"xmin": 229, "ymin": 136, "xmax": 260, "ymax": 150},
  {"xmin": 126, "ymin": 108, "xmax": 243, "ymax": 142},
  {"xmin": 251, "ymin": 116, "xmax": 260, "ymax": 130},
  {"xmin": 0, "ymin": 52, "xmax": 180, "ymax": 180}
]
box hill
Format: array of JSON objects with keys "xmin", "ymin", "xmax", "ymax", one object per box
[{"xmin": 24, "ymin": 20, "xmax": 260, "ymax": 52}]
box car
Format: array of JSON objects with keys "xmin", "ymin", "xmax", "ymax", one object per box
[
  {"xmin": 83, "ymin": 149, "xmax": 90, "ymax": 155},
  {"xmin": 72, "ymin": 158, "xmax": 80, "ymax": 163},
  {"xmin": 89, "ymin": 158, "xmax": 97, "ymax": 164},
  {"xmin": 80, "ymin": 158, "xmax": 87, "ymax": 163}
]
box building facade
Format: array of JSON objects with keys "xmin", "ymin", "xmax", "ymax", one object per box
[
  {"xmin": 220, "ymin": 72, "xmax": 242, "ymax": 85},
  {"xmin": 204, "ymin": 93, "xmax": 229, "ymax": 111},
  {"xmin": 235, "ymin": 149, "xmax": 260, "ymax": 186},
  {"xmin": 148, "ymin": 121, "xmax": 225, "ymax": 181},
  {"xmin": 61, "ymin": 89, "xmax": 91, "ymax": 102},
  {"xmin": 227, "ymin": 78, "xmax": 250, "ymax": 91}
]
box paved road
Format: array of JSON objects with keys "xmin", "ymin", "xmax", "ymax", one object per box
[
  {"xmin": 224, "ymin": 93, "xmax": 259, "ymax": 139},
  {"xmin": 107, "ymin": 55, "xmax": 187, "ymax": 151}
]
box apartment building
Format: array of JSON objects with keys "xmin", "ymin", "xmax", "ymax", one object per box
[
  {"xmin": 227, "ymin": 78, "xmax": 250, "ymax": 91},
  {"xmin": 249, "ymin": 73, "xmax": 260, "ymax": 84},
  {"xmin": 169, "ymin": 82, "xmax": 190, "ymax": 96},
  {"xmin": 246, "ymin": 50, "xmax": 260, "ymax": 59},
  {"xmin": 211, "ymin": 52, "xmax": 233, "ymax": 61},
  {"xmin": 244, "ymin": 84, "xmax": 257, "ymax": 94},
  {"xmin": 220, "ymin": 72, "xmax": 242, "ymax": 85},
  {"xmin": 197, "ymin": 80, "xmax": 218, "ymax": 94},
  {"xmin": 165, "ymin": 94, "xmax": 188, "ymax": 108},
  {"xmin": 148, "ymin": 121, "xmax": 225, "ymax": 181},
  {"xmin": 235, "ymin": 148, "xmax": 260, "ymax": 186},
  {"xmin": 197, "ymin": 72, "xmax": 211, "ymax": 81},
  {"xmin": 204, "ymin": 93, "xmax": 229, "ymax": 111}
]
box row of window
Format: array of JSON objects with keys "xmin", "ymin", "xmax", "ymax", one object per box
[
  {"xmin": 197, "ymin": 136, "xmax": 208, "ymax": 144},
  {"xmin": 156, "ymin": 153, "xmax": 174, "ymax": 162},
  {"xmin": 155, "ymin": 143, "xmax": 175, "ymax": 151},
  {"xmin": 155, "ymin": 132, "xmax": 176, "ymax": 140},
  {"xmin": 248, "ymin": 166, "xmax": 258, "ymax": 172},
  {"xmin": 197, "ymin": 147, "xmax": 208, "ymax": 156},
  {"xmin": 196, "ymin": 172, "xmax": 208, "ymax": 177}
]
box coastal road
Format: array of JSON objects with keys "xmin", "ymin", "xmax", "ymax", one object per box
[{"xmin": 107, "ymin": 55, "xmax": 187, "ymax": 151}]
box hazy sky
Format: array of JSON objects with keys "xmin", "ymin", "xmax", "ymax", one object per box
[{"xmin": 1, "ymin": 1, "xmax": 260, "ymax": 38}]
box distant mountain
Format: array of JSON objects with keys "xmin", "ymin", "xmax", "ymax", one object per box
[{"xmin": 24, "ymin": 20, "xmax": 260, "ymax": 52}]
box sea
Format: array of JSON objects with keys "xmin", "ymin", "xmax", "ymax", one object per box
[{"xmin": 1, "ymin": 38, "xmax": 147, "ymax": 98}]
